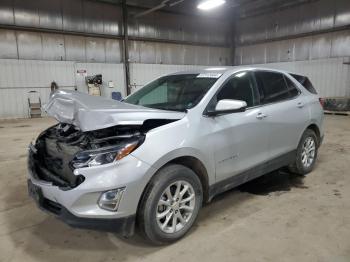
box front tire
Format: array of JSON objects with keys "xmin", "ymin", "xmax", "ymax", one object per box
[
  {"xmin": 289, "ymin": 129, "xmax": 318, "ymax": 175},
  {"xmin": 138, "ymin": 164, "xmax": 203, "ymax": 245}
]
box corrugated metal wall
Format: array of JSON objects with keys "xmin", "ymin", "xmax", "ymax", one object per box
[
  {"xmin": 234, "ymin": 0, "xmax": 350, "ymax": 98},
  {"xmin": 235, "ymin": 30, "xmax": 350, "ymax": 65},
  {"xmin": 0, "ymin": 0, "xmax": 233, "ymax": 119},
  {"xmin": 236, "ymin": 0, "xmax": 350, "ymax": 46}
]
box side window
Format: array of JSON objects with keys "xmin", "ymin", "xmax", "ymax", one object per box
[
  {"xmin": 284, "ymin": 76, "xmax": 300, "ymax": 98},
  {"xmin": 255, "ymin": 71, "xmax": 290, "ymax": 104},
  {"xmin": 215, "ymin": 71, "xmax": 259, "ymax": 108}
]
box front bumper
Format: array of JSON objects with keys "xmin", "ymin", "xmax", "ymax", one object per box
[
  {"xmin": 27, "ymin": 145, "xmax": 156, "ymax": 235},
  {"xmin": 32, "ymin": 188, "xmax": 135, "ymax": 235}
]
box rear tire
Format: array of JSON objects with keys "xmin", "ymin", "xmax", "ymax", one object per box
[
  {"xmin": 289, "ymin": 129, "xmax": 318, "ymax": 175},
  {"xmin": 138, "ymin": 164, "xmax": 203, "ymax": 245}
]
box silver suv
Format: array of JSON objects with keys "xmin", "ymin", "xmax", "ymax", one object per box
[{"xmin": 27, "ymin": 67, "xmax": 324, "ymax": 244}]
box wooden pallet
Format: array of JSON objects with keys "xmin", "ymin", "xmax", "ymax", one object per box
[{"xmin": 324, "ymin": 110, "xmax": 350, "ymax": 116}]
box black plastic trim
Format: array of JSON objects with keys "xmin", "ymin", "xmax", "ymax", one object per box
[
  {"xmin": 208, "ymin": 150, "xmax": 296, "ymax": 200},
  {"xmin": 37, "ymin": 196, "xmax": 135, "ymax": 236}
]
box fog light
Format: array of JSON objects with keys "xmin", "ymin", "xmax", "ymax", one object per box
[{"xmin": 98, "ymin": 188, "xmax": 125, "ymax": 211}]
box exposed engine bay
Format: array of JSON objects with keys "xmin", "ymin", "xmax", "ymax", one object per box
[{"xmin": 30, "ymin": 119, "xmax": 175, "ymax": 189}]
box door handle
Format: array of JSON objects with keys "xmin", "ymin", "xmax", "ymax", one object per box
[
  {"xmin": 297, "ymin": 102, "xmax": 304, "ymax": 108},
  {"xmin": 256, "ymin": 112, "xmax": 267, "ymax": 120}
]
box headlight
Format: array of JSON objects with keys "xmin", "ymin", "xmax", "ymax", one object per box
[{"xmin": 71, "ymin": 137, "xmax": 143, "ymax": 168}]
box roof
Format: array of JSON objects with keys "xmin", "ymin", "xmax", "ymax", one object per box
[{"xmin": 169, "ymin": 66, "xmax": 291, "ymax": 76}]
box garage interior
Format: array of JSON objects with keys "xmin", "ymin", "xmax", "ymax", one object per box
[{"xmin": 0, "ymin": 0, "xmax": 349, "ymax": 261}]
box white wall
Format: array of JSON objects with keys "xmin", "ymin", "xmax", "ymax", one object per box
[
  {"xmin": 0, "ymin": 59, "xmax": 126, "ymax": 119},
  {"xmin": 0, "ymin": 60, "xmax": 209, "ymax": 119},
  {"xmin": 1, "ymin": 58, "xmax": 348, "ymax": 119}
]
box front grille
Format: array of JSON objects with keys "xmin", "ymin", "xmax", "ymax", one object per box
[{"xmin": 28, "ymin": 145, "xmax": 83, "ymax": 189}]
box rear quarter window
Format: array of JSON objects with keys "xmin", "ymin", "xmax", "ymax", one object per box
[{"xmin": 290, "ymin": 74, "xmax": 317, "ymax": 94}]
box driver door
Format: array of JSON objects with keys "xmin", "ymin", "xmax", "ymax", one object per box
[{"xmin": 207, "ymin": 71, "xmax": 270, "ymax": 183}]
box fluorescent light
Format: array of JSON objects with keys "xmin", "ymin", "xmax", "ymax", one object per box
[
  {"xmin": 197, "ymin": 0, "xmax": 226, "ymax": 10},
  {"xmin": 205, "ymin": 67, "xmax": 227, "ymax": 71}
]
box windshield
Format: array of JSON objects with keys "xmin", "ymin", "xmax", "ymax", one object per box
[{"xmin": 124, "ymin": 74, "xmax": 219, "ymax": 111}]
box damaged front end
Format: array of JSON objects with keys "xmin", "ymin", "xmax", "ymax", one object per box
[
  {"xmin": 29, "ymin": 121, "xmax": 170, "ymax": 190},
  {"xmin": 29, "ymin": 90, "xmax": 184, "ymax": 190}
]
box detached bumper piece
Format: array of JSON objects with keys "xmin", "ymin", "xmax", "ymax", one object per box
[{"xmin": 28, "ymin": 179, "xmax": 135, "ymax": 236}]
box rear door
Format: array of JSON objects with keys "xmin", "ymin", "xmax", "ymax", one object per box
[{"xmin": 254, "ymin": 70, "xmax": 309, "ymax": 160}]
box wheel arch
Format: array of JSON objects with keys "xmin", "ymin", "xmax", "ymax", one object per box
[
  {"xmin": 136, "ymin": 153, "xmax": 211, "ymax": 224},
  {"xmin": 306, "ymin": 123, "xmax": 321, "ymax": 145}
]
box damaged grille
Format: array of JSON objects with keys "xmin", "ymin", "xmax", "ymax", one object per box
[
  {"xmin": 29, "ymin": 118, "xmax": 177, "ymax": 189},
  {"xmin": 30, "ymin": 123, "xmax": 145, "ymax": 189}
]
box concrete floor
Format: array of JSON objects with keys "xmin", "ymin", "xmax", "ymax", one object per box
[{"xmin": 0, "ymin": 115, "xmax": 349, "ymax": 262}]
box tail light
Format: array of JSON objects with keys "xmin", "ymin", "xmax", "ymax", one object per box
[{"xmin": 319, "ymin": 98, "xmax": 324, "ymax": 108}]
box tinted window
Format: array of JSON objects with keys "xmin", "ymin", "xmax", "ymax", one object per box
[
  {"xmin": 215, "ymin": 71, "xmax": 258, "ymax": 108},
  {"xmin": 291, "ymin": 74, "xmax": 317, "ymax": 94},
  {"xmin": 255, "ymin": 71, "xmax": 290, "ymax": 104},
  {"xmin": 284, "ymin": 76, "xmax": 300, "ymax": 98}
]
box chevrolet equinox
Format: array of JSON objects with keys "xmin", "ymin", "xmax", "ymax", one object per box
[{"xmin": 27, "ymin": 67, "xmax": 324, "ymax": 244}]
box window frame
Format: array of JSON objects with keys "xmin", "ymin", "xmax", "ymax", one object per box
[
  {"xmin": 253, "ymin": 70, "xmax": 301, "ymax": 107},
  {"xmin": 203, "ymin": 70, "xmax": 261, "ymax": 116}
]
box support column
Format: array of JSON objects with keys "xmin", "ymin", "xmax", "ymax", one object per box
[{"xmin": 122, "ymin": 0, "xmax": 131, "ymax": 95}]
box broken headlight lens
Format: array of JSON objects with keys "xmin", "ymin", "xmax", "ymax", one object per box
[{"xmin": 71, "ymin": 137, "xmax": 143, "ymax": 169}]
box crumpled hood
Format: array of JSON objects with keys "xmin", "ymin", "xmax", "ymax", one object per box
[{"xmin": 44, "ymin": 90, "xmax": 186, "ymax": 131}]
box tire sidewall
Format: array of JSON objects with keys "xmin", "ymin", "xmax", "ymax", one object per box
[
  {"xmin": 296, "ymin": 129, "xmax": 318, "ymax": 174},
  {"xmin": 141, "ymin": 165, "xmax": 203, "ymax": 244}
]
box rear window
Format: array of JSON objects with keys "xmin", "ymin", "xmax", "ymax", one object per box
[{"xmin": 290, "ymin": 74, "xmax": 317, "ymax": 94}]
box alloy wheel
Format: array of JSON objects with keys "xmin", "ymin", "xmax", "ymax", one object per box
[{"xmin": 156, "ymin": 180, "xmax": 196, "ymax": 234}]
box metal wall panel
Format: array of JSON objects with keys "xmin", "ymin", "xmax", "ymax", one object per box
[
  {"xmin": 331, "ymin": 31, "xmax": 350, "ymax": 57},
  {"xmin": 131, "ymin": 6, "xmax": 230, "ymax": 46},
  {"xmin": 0, "ymin": 0, "xmax": 15, "ymax": 25},
  {"xmin": 237, "ymin": 0, "xmax": 350, "ymax": 45},
  {"xmin": 0, "ymin": 30, "xmax": 17, "ymax": 59},
  {"xmin": 128, "ymin": 40, "xmax": 231, "ymax": 66},
  {"xmin": 85, "ymin": 37, "xmax": 106, "ymax": 62},
  {"xmin": 102, "ymin": 4, "xmax": 122, "ymax": 35},
  {"xmin": 236, "ymin": 30, "xmax": 350, "ymax": 65},
  {"xmin": 0, "ymin": 59, "xmax": 126, "ymax": 118},
  {"xmin": 37, "ymin": 0, "xmax": 63, "ymax": 30},
  {"xmin": 42, "ymin": 34, "xmax": 65, "ymax": 61},
  {"xmin": 83, "ymin": 1, "xmax": 104, "ymax": 34},
  {"xmin": 293, "ymin": 37, "xmax": 311, "ymax": 61},
  {"xmin": 62, "ymin": 0, "xmax": 85, "ymax": 32},
  {"xmin": 315, "ymin": 0, "xmax": 334, "ymax": 31},
  {"xmin": 310, "ymin": 34, "xmax": 332, "ymax": 60},
  {"xmin": 105, "ymin": 39, "xmax": 122, "ymax": 63},
  {"xmin": 64, "ymin": 35, "xmax": 86, "ymax": 62},
  {"xmin": 17, "ymin": 31, "xmax": 42, "ymax": 60},
  {"xmin": 335, "ymin": 0, "xmax": 350, "ymax": 27},
  {"xmin": 13, "ymin": 0, "xmax": 39, "ymax": 27},
  {"xmin": 139, "ymin": 41, "xmax": 157, "ymax": 64}
]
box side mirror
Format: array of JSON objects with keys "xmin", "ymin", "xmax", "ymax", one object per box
[{"xmin": 206, "ymin": 99, "xmax": 247, "ymax": 117}]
